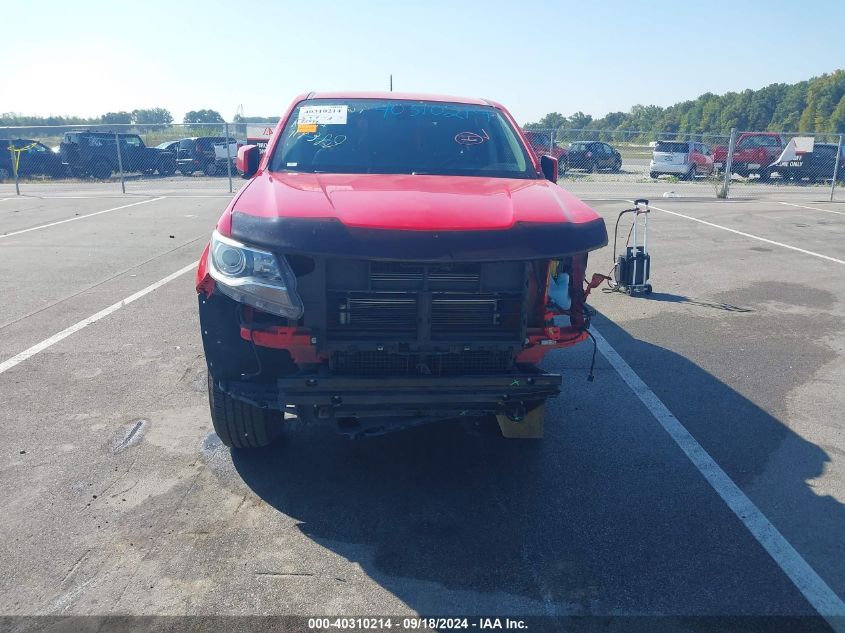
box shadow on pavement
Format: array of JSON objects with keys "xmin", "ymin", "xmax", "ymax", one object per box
[
  {"xmin": 229, "ymin": 310, "xmax": 839, "ymax": 631},
  {"xmin": 627, "ymin": 291, "xmax": 753, "ymax": 312}
]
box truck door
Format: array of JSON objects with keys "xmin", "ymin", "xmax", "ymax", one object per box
[
  {"xmin": 21, "ymin": 142, "xmax": 55, "ymax": 176},
  {"xmin": 599, "ymin": 143, "xmax": 613, "ymax": 169},
  {"xmin": 123, "ymin": 135, "xmax": 145, "ymax": 172}
]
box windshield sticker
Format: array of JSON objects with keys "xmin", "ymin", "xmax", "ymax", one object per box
[
  {"xmin": 286, "ymin": 162, "xmax": 298, "ymax": 167},
  {"xmin": 298, "ymin": 105, "xmax": 348, "ymax": 125},
  {"xmin": 305, "ymin": 133, "xmax": 347, "ymax": 149},
  {"xmin": 455, "ymin": 130, "xmax": 488, "ymax": 145},
  {"xmin": 297, "ymin": 123, "xmax": 318, "ymax": 134},
  {"xmin": 374, "ymin": 103, "xmax": 495, "ymax": 121}
]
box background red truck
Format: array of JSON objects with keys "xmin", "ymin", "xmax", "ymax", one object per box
[
  {"xmin": 712, "ymin": 132, "xmax": 785, "ymax": 180},
  {"xmin": 523, "ymin": 130, "xmax": 568, "ymax": 174}
]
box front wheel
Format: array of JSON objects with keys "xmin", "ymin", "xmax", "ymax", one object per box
[
  {"xmin": 612, "ymin": 157, "xmax": 622, "ymax": 172},
  {"xmin": 684, "ymin": 166, "xmax": 696, "ymax": 181},
  {"xmin": 207, "ymin": 374, "xmax": 283, "ymax": 448},
  {"xmin": 204, "ymin": 161, "xmax": 218, "ymax": 177},
  {"xmin": 90, "ymin": 159, "xmax": 113, "ymax": 180},
  {"xmin": 649, "ymin": 171, "xmax": 659, "ymax": 179},
  {"xmin": 157, "ymin": 156, "xmax": 177, "ymax": 177}
]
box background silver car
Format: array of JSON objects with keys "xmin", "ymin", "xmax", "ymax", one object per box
[{"xmin": 649, "ymin": 140, "xmax": 714, "ymax": 179}]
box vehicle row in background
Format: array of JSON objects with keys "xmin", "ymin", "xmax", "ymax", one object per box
[
  {"xmin": 174, "ymin": 137, "xmax": 239, "ymax": 176},
  {"xmin": 0, "ymin": 133, "xmax": 243, "ymax": 182},
  {"xmin": 523, "ymin": 134, "xmax": 622, "ymax": 174},
  {"xmin": 60, "ymin": 131, "xmax": 177, "ymax": 179}
]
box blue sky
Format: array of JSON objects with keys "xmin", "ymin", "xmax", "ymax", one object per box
[{"xmin": 3, "ymin": 0, "xmax": 843, "ymax": 124}]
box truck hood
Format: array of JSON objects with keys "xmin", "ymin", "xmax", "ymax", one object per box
[
  {"xmin": 226, "ymin": 172, "xmax": 607, "ymax": 262},
  {"xmin": 231, "ymin": 172, "xmax": 601, "ymax": 230}
]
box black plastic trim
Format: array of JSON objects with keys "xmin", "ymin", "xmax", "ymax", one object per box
[{"xmin": 230, "ymin": 213, "xmax": 608, "ymax": 262}]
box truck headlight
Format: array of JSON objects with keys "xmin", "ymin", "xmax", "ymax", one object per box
[{"xmin": 208, "ymin": 231, "xmax": 304, "ymax": 319}]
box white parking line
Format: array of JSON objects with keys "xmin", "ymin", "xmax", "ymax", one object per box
[
  {"xmin": 632, "ymin": 201, "xmax": 845, "ymax": 266},
  {"xmin": 0, "ymin": 197, "xmax": 165, "ymax": 239},
  {"xmin": 591, "ymin": 326, "xmax": 845, "ymax": 625},
  {"xmin": 0, "ymin": 262, "xmax": 196, "ymax": 375},
  {"xmin": 775, "ymin": 201, "xmax": 845, "ymax": 217}
]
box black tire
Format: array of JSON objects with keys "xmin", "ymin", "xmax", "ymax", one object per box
[
  {"xmin": 207, "ymin": 374, "xmax": 283, "ymax": 448},
  {"xmin": 758, "ymin": 168, "xmax": 771, "ymax": 182},
  {"xmin": 590, "ymin": 160, "xmax": 599, "ymax": 173},
  {"xmin": 179, "ymin": 169, "xmax": 195, "ymax": 177},
  {"xmin": 649, "ymin": 171, "xmax": 659, "ymax": 179},
  {"xmin": 90, "ymin": 159, "xmax": 113, "ymax": 180},
  {"xmin": 612, "ymin": 157, "xmax": 622, "ymax": 172},
  {"xmin": 644, "ymin": 284, "xmax": 653, "ymax": 294},
  {"xmin": 157, "ymin": 156, "xmax": 177, "ymax": 177},
  {"xmin": 684, "ymin": 166, "xmax": 696, "ymax": 181},
  {"xmin": 204, "ymin": 161, "xmax": 218, "ymax": 177}
]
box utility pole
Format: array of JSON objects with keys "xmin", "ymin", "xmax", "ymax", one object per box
[{"xmin": 389, "ymin": 74, "xmax": 393, "ymax": 92}]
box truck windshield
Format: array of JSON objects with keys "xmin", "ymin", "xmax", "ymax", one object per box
[{"xmin": 269, "ymin": 99, "xmax": 536, "ymax": 178}]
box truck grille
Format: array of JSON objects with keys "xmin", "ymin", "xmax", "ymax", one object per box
[
  {"xmin": 326, "ymin": 260, "xmax": 526, "ymax": 341},
  {"xmin": 331, "ymin": 350, "xmax": 513, "ymax": 375},
  {"xmin": 337, "ymin": 295, "xmax": 417, "ymax": 332}
]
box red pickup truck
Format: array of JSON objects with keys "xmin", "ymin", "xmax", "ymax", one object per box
[
  {"xmin": 196, "ymin": 92, "xmax": 608, "ymax": 447},
  {"xmin": 712, "ymin": 132, "xmax": 785, "ymax": 180}
]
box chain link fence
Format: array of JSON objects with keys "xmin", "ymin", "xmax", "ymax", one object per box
[
  {"xmin": 0, "ymin": 122, "xmax": 250, "ymax": 195},
  {"xmin": 524, "ymin": 127, "xmax": 844, "ymax": 201},
  {"xmin": 1, "ymin": 122, "xmax": 843, "ymax": 201}
]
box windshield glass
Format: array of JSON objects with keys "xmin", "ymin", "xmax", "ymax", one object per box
[
  {"xmin": 655, "ymin": 141, "xmax": 690, "ymax": 153},
  {"xmin": 269, "ymin": 99, "xmax": 536, "ymax": 178}
]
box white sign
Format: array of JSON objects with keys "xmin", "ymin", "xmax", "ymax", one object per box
[
  {"xmin": 246, "ymin": 124, "xmax": 275, "ymax": 140},
  {"xmin": 297, "ymin": 105, "xmax": 348, "ymax": 125},
  {"xmin": 771, "ymin": 137, "xmax": 815, "ymax": 166}
]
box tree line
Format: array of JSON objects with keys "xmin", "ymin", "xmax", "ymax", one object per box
[
  {"xmin": 0, "ymin": 108, "xmax": 249, "ymax": 127},
  {"xmin": 524, "ymin": 69, "xmax": 845, "ymax": 135},
  {"xmin": 5, "ymin": 69, "xmax": 844, "ymax": 134}
]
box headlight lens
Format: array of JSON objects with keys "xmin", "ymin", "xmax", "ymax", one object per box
[
  {"xmin": 208, "ymin": 231, "xmax": 304, "ymax": 319},
  {"xmin": 216, "ymin": 244, "xmax": 247, "ymax": 275}
]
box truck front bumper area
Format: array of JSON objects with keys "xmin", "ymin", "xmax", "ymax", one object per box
[{"xmin": 216, "ymin": 370, "xmax": 562, "ymax": 437}]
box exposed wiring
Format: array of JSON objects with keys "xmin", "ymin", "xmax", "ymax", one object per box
[
  {"xmin": 584, "ymin": 329, "xmax": 598, "ymax": 382},
  {"xmin": 604, "ymin": 220, "xmax": 635, "ymax": 292}
]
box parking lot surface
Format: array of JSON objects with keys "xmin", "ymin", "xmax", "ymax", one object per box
[{"xmin": 1, "ymin": 182, "xmax": 844, "ymax": 630}]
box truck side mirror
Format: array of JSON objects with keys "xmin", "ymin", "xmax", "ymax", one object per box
[
  {"xmin": 540, "ymin": 154, "xmax": 559, "ymax": 182},
  {"xmin": 237, "ymin": 145, "xmax": 260, "ymax": 178}
]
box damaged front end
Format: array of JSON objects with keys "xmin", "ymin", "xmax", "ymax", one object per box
[{"xmin": 197, "ymin": 215, "xmax": 605, "ymax": 438}]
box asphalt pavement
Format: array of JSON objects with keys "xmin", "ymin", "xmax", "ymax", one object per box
[{"xmin": 0, "ymin": 182, "xmax": 843, "ymax": 631}]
